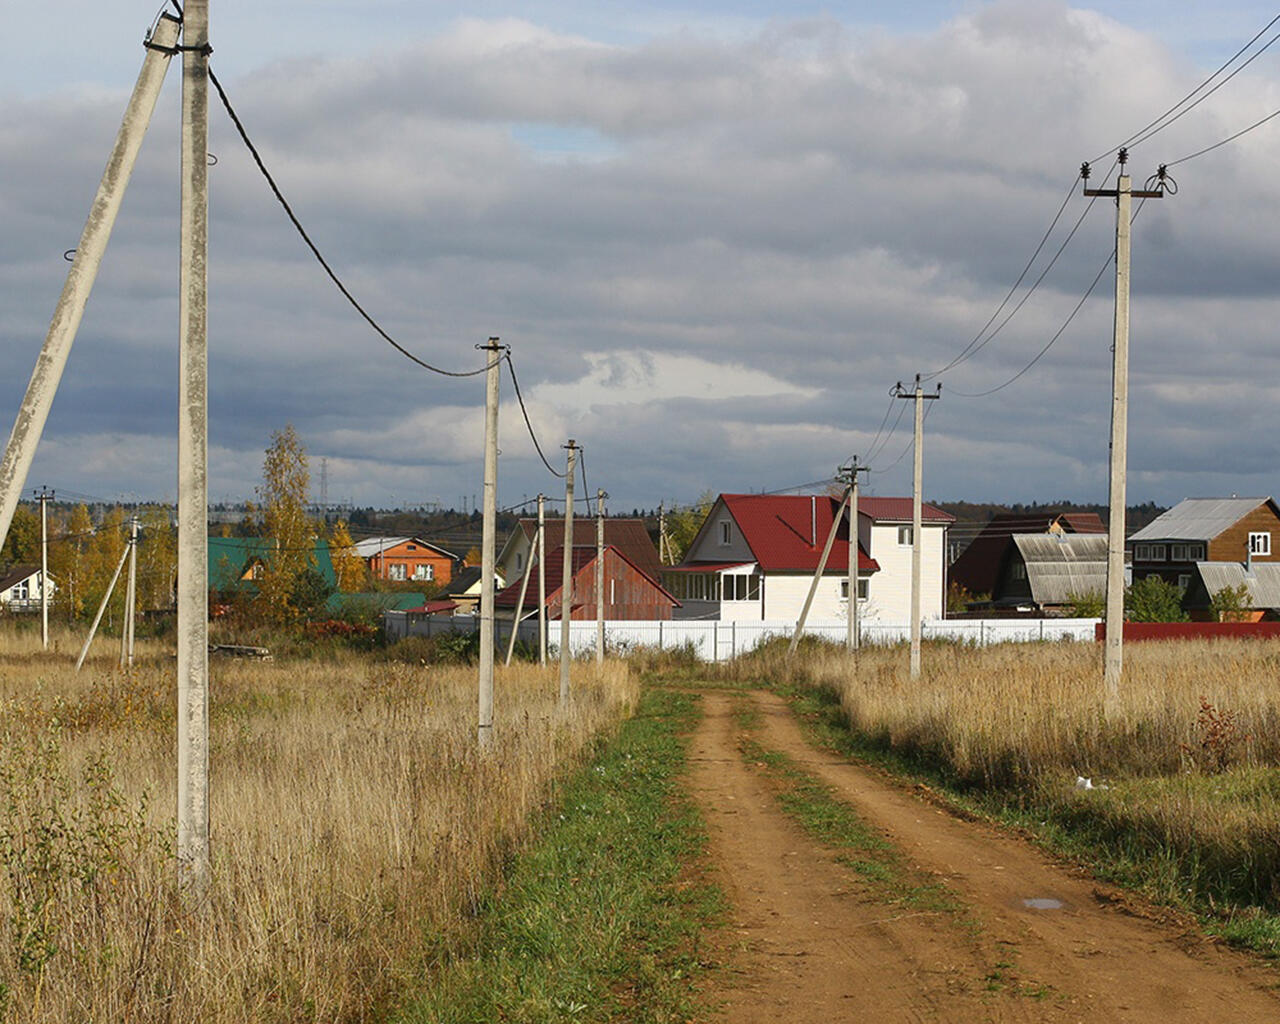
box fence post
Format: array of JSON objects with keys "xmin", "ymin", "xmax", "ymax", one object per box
[
  {"xmin": 731, "ymin": 620, "xmax": 736, "ymax": 659},
  {"xmin": 712, "ymin": 621, "xmax": 719, "ymax": 662}
]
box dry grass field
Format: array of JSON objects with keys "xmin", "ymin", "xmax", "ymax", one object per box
[
  {"xmin": 734, "ymin": 638, "xmax": 1280, "ymax": 922},
  {"xmin": 0, "ymin": 625, "xmax": 637, "ymax": 1023}
]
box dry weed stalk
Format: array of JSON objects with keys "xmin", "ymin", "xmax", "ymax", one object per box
[{"xmin": 0, "ymin": 627, "xmax": 636, "ymax": 1022}]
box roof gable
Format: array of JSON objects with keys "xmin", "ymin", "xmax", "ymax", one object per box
[
  {"xmin": 495, "ymin": 544, "xmax": 677, "ymax": 608},
  {"xmin": 686, "ymin": 494, "xmax": 881, "ymax": 574},
  {"xmin": 506, "ymin": 518, "xmax": 661, "ymax": 579}
]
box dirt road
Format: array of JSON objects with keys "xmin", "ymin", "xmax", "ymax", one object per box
[{"xmin": 688, "ymin": 689, "xmax": 1280, "ymax": 1023}]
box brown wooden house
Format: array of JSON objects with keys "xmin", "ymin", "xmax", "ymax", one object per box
[
  {"xmin": 1127, "ymin": 497, "xmax": 1280, "ymax": 590},
  {"xmin": 354, "ymin": 536, "xmax": 459, "ymax": 586}
]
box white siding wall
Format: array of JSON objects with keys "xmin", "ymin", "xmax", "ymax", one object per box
[
  {"xmin": 863, "ymin": 522, "xmax": 946, "ymax": 622},
  {"xmin": 763, "ymin": 574, "xmax": 846, "ymax": 620}
]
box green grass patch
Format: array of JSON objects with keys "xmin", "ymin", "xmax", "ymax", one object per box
[{"xmin": 396, "ymin": 688, "xmax": 724, "ymax": 1024}]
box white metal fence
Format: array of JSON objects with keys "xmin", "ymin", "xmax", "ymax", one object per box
[{"xmin": 384, "ymin": 612, "xmax": 1100, "ymax": 662}]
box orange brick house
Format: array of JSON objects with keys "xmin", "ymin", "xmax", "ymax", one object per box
[{"xmin": 353, "ymin": 536, "xmax": 459, "ymax": 586}]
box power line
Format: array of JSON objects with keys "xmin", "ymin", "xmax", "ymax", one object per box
[
  {"xmin": 921, "ymin": 172, "xmax": 1083, "ymax": 381},
  {"xmin": 1092, "ymin": 13, "xmax": 1280, "ymax": 161},
  {"xmin": 868, "ymin": 401, "xmax": 934, "ymax": 475},
  {"xmin": 206, "ymin": 66, "xmax": 500, "ymax": 379},
  {"xmin": 866, "ymin": 399, "xmax": 910, "ymax": 466},
  {"xmin": 1165, "ymin": 104, "xmax": 1280, "ymax": 166},
  {"xmin": 504, "ymin": 355, "xmax": 565, "ymax": 479},
  {"xmin": 948, "ymin": 197, "xmax": 1150, "ymax": 399}
]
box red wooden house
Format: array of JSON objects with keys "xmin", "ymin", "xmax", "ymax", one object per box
[{"xmin": 495, "ymin": 544, "xmax": 678, "ymax": 621}]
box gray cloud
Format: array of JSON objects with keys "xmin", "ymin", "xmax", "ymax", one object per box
[{"xmin": 4, "ymin": 2, "xmax": 1280, "ymax": 513}]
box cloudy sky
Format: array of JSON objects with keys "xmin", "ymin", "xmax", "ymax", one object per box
[{"xmin": 3, "ymin": 1, "xmax": 1280, "ymax": 514}]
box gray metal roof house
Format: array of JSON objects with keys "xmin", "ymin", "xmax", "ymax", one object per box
[{"xmin": 1128, "ymin": 497, "xmax": 1280, "ymax": 592}]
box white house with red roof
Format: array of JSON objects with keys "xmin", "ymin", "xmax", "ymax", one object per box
[{"xmin": 664, "ymin": 493, "xmax": 953, "ymax": 623}]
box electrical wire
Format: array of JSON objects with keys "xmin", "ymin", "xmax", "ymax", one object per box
[
  {"xmin": 921, "ymin": 172, "xmax": 1083, "ymax": 381},
  {"xmin": 865, "ymin": 399, "xmax": 910, "ymax": 466},
  {"xmin": 947, "ymin": 198, "xmax": 1149, "ymax": 399},
  {"xmin": 504, "ymin": 355, "xmax": 566, "ymax": 479},
  {"xmin": 1165, "ymin": 104, "xmax": 1280, "ymax": 166},
  {"xmin": 1092, "ymin": 12, "xmax": 1280, "ymax": 162},
  {"xmin": 867, "ymin": 402, "xmax": 934, "ymax": 475},
  {"xmin": 206, "ymin": 66, "xmax": 500, "ymax": 379}
]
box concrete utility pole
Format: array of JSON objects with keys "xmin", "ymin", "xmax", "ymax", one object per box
[
  {"xmin": 789, "ymin": 490, "xmax": 851, "ymax": 655},
  {"xmin": 537, "ymin": 494, "xmax": 547, "ymax": 666},
  {"xmin": 1083, "ymin": 152, "xmax": 1164, "ymax": 699},
  {"xmin": 478, "ymin": 338, "xmax": 502, "ymax": 749},
  {"xmin": 894, "ymin": 376, "xmax": 941, "ymax": 679},
  {"xmin": 0, "ymin": 16, "xmax": 179, "ymax": 559},
  {"xmin": 505, "ymin": 510, "xmax": 535, "ymax": 667},
  {"xmin": 77, "ymin": 542, "xmax": 131, "ymax": 673},
  {"xmin": 35, "ymin": 487, "xmax": 53, "ymax": 649},
  {"xmin": 595, "ymin": 489, "xmax": 606, "ymax": 665},
  {"xmin": 120, "ymin": 516, "xmax": 139, "ymax": 669},
  {"xmin": 840, "ymin": 460, "xmax": 869, "ymax": 652},
  {"xmin": 177, "ymin": 0, "xmax": 211, "ymax": 896},
  {"xmin": 658, "ymin": 502, "xmax": 668, "ymax": 565},
  {"xmin": 559, "ymin": 441, "xmax": 578, "ymax": 704}
]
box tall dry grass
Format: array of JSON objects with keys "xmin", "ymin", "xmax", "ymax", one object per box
[
  {"xmin": 0, "ymin": 625, "xmax": 636, "ymax": 1022},
  {"xmin": 752, "ymin": 638, "xmax": 1280, "ymax": 909}
]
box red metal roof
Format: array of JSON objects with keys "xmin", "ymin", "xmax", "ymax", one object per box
[
  {"xmin": 855, "ymin": 496, "xmax": 956, "ymax": 524},
  {"xmin": 710, "ymin": 494, "xmax": 882, "ymax": 573}
]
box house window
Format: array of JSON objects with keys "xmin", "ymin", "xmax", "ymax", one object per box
[
  {"xmin": 1134, "ymin": 544, "xmax": 1167, "ymax": 562},
  {"xmin": 724, "ymin": 575, "xmax": 759, "ymax": 601},
  {"xmin": 516, "ymin": 552, "xmax": 524, "ymax": 572},
  {"xmin": 840, "ymin": 579, "xmax": 869, "ymax": 601},
  {"xmin": 406, "ymin": 544, "xmax": 417, "ymax": 551},
  {"xmin": 1171, "ymin": 543, "xmax": 1206, "ymax": 562},
  {"xmin": 719, "ymin": 520, "xmax": 731, "ymax": 546},
  {"xmin": 389, "ymin": 564, "xmax": 407, "ymax": 581},
  {"xmin": 412, "ymin": 564, "xmax": 434, "ymax": 581},
  {"xmin": 898, "ymin": 525, "xmax": 913, "ymax": 546},
  {"xmin": 1250, "ymin": 532, "xmax": 1271, "ymax": 556},
  {"xmin": 13, "ymin": 580, "xmax": 29, "ymax": 601},
  {"xmin": 1178, "ymin": 574, "xmax": 1192, "ymax": 591},
  {"xmin": 1011, "ymin": 562, "xmax": 1027, "ymax": 580}
]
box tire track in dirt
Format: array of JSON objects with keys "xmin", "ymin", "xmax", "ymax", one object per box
[
  {"xmin": 710, "ymin": 687, "xmax": 1280, "ymax": 1023},
  {"xmin": 689, "ymin": 690, "xmax": 1066, "ymax": 1022}
]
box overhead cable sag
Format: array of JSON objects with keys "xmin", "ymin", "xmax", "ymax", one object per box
[{"xmin": 206, "ymin": 67, "xmax": 499, "ymax": 379}]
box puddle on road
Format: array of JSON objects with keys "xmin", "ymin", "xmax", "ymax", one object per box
[{"xmin": 1022, "ymin": 897, "xmax": 1064, "ymax": 910}]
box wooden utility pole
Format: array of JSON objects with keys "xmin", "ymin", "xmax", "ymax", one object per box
[
  {"xmin": 0, "ymin": 16, "xmax": 179, "ymax": 562},
  {"xmin": 595, "ymin": 489, "xmax": 606, "ymax": 664},
  {"xmin": 894, "ymin": 376, "xmax": 940, "ymax": 679},
  {"xmin": 537, "ymin": 493, "xmax": 547, "ymax": 665},
  {"xmin": 840, "ymin": 460, "xmax": 868, "ymax": 652},
  {"xmin": 559, "ymin": 441, "xmax": 578, "ymax": 704},
  {"xmin": 35, "ymin": 487, "xmax": 53, "ymax": 649},
  {"xmin": 177, "ymin": 0, "xmax": 211, "ymax": 896},
  {"xmin": 478, "ymin": 338, "xmax": 502, "ymax": 748},
  {"xmin": 789, "ymin": 490, "xmax": 850, "ymax": 655},
  {"xmin": 1083, "ymin": 151, "xmax": 1164, "ymax": 699}
]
